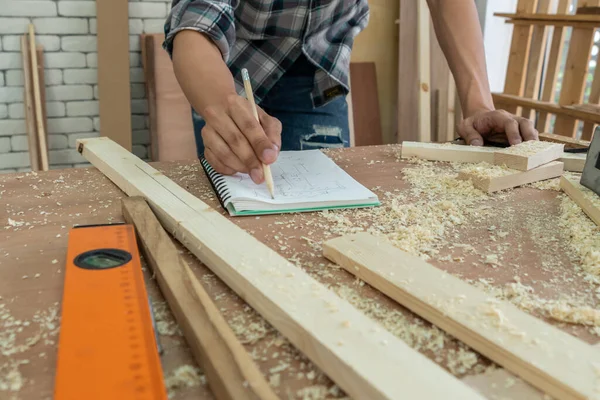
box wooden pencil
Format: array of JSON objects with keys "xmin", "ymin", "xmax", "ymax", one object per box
[{"xmin": 241, "ymin": 68, "xmax": 275, "ymax": 199}]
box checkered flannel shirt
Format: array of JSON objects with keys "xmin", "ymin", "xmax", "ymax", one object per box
[{"xmin": 164, "ymin": 0, "xmax": 369, "ymax": 107}]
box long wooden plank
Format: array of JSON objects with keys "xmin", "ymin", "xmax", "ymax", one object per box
[
  {"xmin": 20, "ymin": 35, "xmax": 39, "ymax": 172},
  {"xmin": 417, "ymin": 0, "xmax": 431, "ymax": 142},
  {"xmin": 28, "ymin": 24, "xmax": 48, "ymax": 171},
  {"xmin": 500, "ymin": 0, "xmax": 539, "ymax": 114},
  {"xmin": 122, "ymin": 197, "xmax": 278, "ymax": 400},
  {"xmin": 560, "ymin": 176, "xmax": 600, "ymax": 226},
  {"xmin": 36, "ymin": 46, "xmax": 48, "ymax": 144},
  {"xmin": 493, "ymin": 140, "xmax": 564, "ymax": 171},
  {"xmin": 323, "ymin": 232, "xmax": 600, "ymax": 400},
  {"xmin": 401, "ymin": 141, "xmax": 496, "ymax": 163},
  {"xmin": 495, "ymin": 12, "xmax": 600, "ymax": 22},
  {"xmin": 96, "ymin": 0, "xmax": 132, "ymax": 150},
  {"xmin": 349, "ymin": 62, "xmax": 383, "ymax": 146},
  {"xmin": 537, "ymin": 0, "xmax": 571, "ymax": 132},
  {"xmin": 492, "ymin": 93, "xmax": 600, "ymax": 123},
  {"xmin": 78, "ymin": 137, "xmax": 484, "ymax": 400},
  {"xmin": 459, "ymin": 161, "xmax": 564, "ymax": 192},
  {"xmin": 397, "ymin": 0, "xmax": 419, "ymax": 143},
  {"xmin": 539, "ymin": 131, "xmax": 590, "ymax": 149}
]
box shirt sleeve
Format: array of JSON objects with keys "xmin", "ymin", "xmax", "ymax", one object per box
[{"xmin": 164, "ymin": 0, "xmax": 237, "ymax": 62}]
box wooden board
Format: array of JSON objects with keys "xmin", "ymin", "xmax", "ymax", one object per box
[
  {"xmin": 560, "ymin": 176, "xmax": 600, "ymax": 226},
  {"xmin": 459, "ymin": 161, "xmax": 564, "ymax": 193},
  {"xmin": 493, "ymin": 141, "xmax": 564, "ymax": 171},
  {"xmin": 349, "ymin": 62, "xmax": 382, "ymax": 146},
  {"xmin": 493, "ymin": 93, "xmax": 600, "ymax": 124},
  {"xmin": 417, "ymin": 0, "xmax": 431, "ymax": 142},
  {"xmin": 495, "ymin": 12, "xmax": 600, "ymax": 22},
  {"xmin": 20, "ymin": 35, "xmax": 39, "ymax": 172},
  {"xmin": 122, "ymin": 197, "xmax": 277, "ymax": 400},
  {"xmin": 560, "ymin": 153, "xmax": 586, "ymax": 172},
  {"xmin": 36, "ymin": 46, "xmax": 48, "ymax": 142},
  {"xmin": 323, "ymin": 232, "xmax": 600, "ymax": 400},
  {"xmin": 397, "ymin": 0, "xmax": 419, "ymax": 143},
  {"xmin": 28, "ymin": 24, "xmax": 48, "ymax": 171},
  {"xmin": 539, "ymin": 132, "xmax": 590, "ymax": 149},
  {"xmin": 401, "ymin": 141, "xmax": 496, "ymax": 163},
  {"xmin": 141, "ymin": 34, "xmax": 195, "ymax": 161},
  {"xmin": 96, "ymin": 0, "xmax": 132, "ymax": 150},
  {"xmin": 78, "ymin": 137, "xmax": 484, "ymax": 400}
]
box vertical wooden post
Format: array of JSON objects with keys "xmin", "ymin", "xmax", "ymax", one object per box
[
  {"xmin": 537, "ymin": 0, "xmax": 572, "ymax": 132},
  {"xmin": 417, "ymin": 0, "xmax": 431, "ymax": 142},
  {"xmin": 397, "ymin": 0, "xmax": 419, "ymax": 142},
  {"xmin": 96, "ymin": 0, "xmax": 132, "ymax": 150},
  {"xmin": 28, "ymin": 24, "xmax": 49, "ymax": 171},
  {"xmin": 21, "ymin": 35, "xmax": 40, "ymax": 171},
  {"xmin": 500, "ymin": 0, "xmax": 539, "ymax": 115},
  {"xmin": 553, "ymin": 0, "xmax": 600, "ymax": 137}
]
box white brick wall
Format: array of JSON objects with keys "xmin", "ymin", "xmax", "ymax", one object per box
[{"xmin": 0, "ymin": 0, "xmax": 168, "ymax": 172}]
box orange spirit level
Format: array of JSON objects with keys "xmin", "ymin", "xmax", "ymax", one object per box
[{"xmin": 54, "ymin": 223, "xmax": 167, "ymax": 400}]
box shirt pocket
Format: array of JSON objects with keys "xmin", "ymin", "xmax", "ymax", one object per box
[{"xmin": 234, "ymin": 1, "xmax": 309, "ymax": 40}]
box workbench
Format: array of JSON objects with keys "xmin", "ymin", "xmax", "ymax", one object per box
[{"xmin": 1, "ymin": 144, "xmax": 598, "ymax": 399}]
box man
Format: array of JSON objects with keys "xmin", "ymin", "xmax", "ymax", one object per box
[{"xmin": 164, "ymin": 0, "xmax": 538, "ymax": 185}]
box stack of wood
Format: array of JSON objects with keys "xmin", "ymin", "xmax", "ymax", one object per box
[{"xmin": 21, "ymin": 24, "xmax": 48, "ymax": 171}]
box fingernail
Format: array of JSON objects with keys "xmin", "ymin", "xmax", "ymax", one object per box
[
  {"xmin": 470, "ymin": 139, "xmax": 483, "ymax": 146},
  {"xmin": 262, "ymin": 147, "xmax": 277, "ymax": 163},
  {"xmin": 250, "ymin": 168, "xmax": 263, "ymax": 183}
]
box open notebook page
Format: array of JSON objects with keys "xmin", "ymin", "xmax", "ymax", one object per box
[{"xmin": 219, "ymin": 150, "xmax": 379, "ymax": 211}]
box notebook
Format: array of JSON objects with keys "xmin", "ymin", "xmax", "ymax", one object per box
[{"xmin": 200, "ymin": 150, "xmax": 381, "ymax": 216}]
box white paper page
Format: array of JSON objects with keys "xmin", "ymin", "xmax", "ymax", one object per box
[{"xmin": 220, "ymin": 150, "xmax": 378, "ymax": 206}]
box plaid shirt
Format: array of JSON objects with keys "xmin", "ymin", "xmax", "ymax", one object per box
[{"xmin": 164, "ymin": 0, "xmax": 369, "ymax": 107}]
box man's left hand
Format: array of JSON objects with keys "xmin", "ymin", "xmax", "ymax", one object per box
[{"xmin": 457, "ymin": 109, "xmax": 538, "ymax": 146}]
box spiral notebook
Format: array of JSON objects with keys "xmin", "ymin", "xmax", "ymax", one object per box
[{"xmin": 200, "ymin": 150, "xmax": 380, "ymax": 216}]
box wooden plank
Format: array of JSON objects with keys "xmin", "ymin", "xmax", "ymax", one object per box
[
  {"xmin": 560, "ymin": 176, "xmax": 600, "ymax": 226},
  {"xmin": 553, "ymin": 1, "xmax": 599, "ymax": 137},
  {"xmin": 430, "ymin": 17, "xmax": 450, "ymax": 142},
  {"xmin": 121, "ymin": 197, "xmax": 277, "ymax": 400},
  {"xmin": 397, "ymin": 0, "xmax": 419, "ymax": 142},
  {"xmin": 560, "ymin": 153, "xmax": 586, "ymax": 172},
  {"xmin": 521, "ymin": 0, "xmax": 553, "ymax": 119},
  {"xmin": 495, "ymin": 12, "xmax": 600, "ymax": 22},
  {"xmin": 500, "ymin": 0, "xmax": 539, "ymax": 114},
  {"xmin": 459, "ymin": 161, "xmax": 564, "ymax": 192},
  {"xmin": 349, "ymin": 62, "xmax": 383, "ymax": 146},
  {"xmin": 78, "ymin": 137, "xmax": 484, "ymax": 400},
  {"xmin": 28, "ymin": 24, "xmax": 48, "ymax": 171},
  {"xmin": 141, "ymin": 34, "xmax": 158, "ymax": 161},
  {"xmin": 446, "ymin": 74, "xmax": 457, "ymax": 141},
  {"xmin": 96, "ymin": 0, "xmax": 132, "ymax": 150},
  {"xmin": 493, "ymin": 140, "xmax": 564, "ymax": 171},
  {"xmin": 539, "ymin": 131, "xmax": 590, "ymax": 149},
  {"xmin": 20, "ymin": 35, "xmax": 39, "ymax": 172},
  {"xmin": 492, "ymin": 93, "xmax": 600, "ymax": 123},
  {"xmin": 323, "ymin": 232, "xmax": 599, "ymax": 400},
  {"xmin": 417, "ymin": 0, "xmax": 431, "ymax": 142},
  {"xmin": 400, "ymin": 141, "xmax": 496, "ymax": 163},
  {"xmin": 36, "ymin": 46, "xmax": 48, "ymax": 144},
  {"xmin": 537, "ymin": 0, "xmax": 571, "ymax": 132}
]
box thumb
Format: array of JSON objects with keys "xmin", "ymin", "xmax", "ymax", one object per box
[{"xmin": 458, "ymin": 120, "xmax": 484, "ymax": 146}]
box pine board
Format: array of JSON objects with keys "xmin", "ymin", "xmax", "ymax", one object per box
[
  {"xmin": 560, "ymin": 176, "xmax": 600, "ymax": 226},
  {"xmin": 493, "ymin": 141, "xmax": 564, "ymax": 171}
]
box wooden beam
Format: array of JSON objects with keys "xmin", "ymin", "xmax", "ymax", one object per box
[
  {"xmin": 78, "ymin": 137, "xmax": 484, "ymax": 400},
  {"xmin": 493, "ymin": 141, "xmax": 564, "ymax": 171},
  {"xmin": 446, "ymin": 74, "xmax": 457, "ymax": 141},
  {"xmin": 36, "ymin": 46, "xmax": 48, "ymax": 144},
  {"xmin": 560, "ymin": 153, "xmax": 586, "ymax": 172},
  {"xmin": 400, "ymin": 141, "xmax": 496, "ymax": 163},
  {"xmin": 96, "ymin": 0, "xmax": 132, "ymax": 150},
  {"xmin": 20, "ymin": 35, "xmax": 39, "ymax": 172},
  {"xmin": 560, "ymin": 176, "xmax": 600, "ymax": 226},
  {"xmin": 459, "ymin": 161, "xmax": 564, "ymax": 192},
  {"xmin": 397, "ymin": 0, "xmax": 419, "ymax": 142},
  {"xmin": 122, "ymin": 197, "xmax": 277, "ymax": 400},
  {"xmin": 492, "ymin": 93, "xmax": 600, "ymax": 123},
  {"xmin": 539, "ymin": 132, "xmax": 590, "ymax": 149},
  {"xmin": 417, "ymin": 0, "xmax": 431, "ymax": 142},
  {"xmin": 495, "ymin": 12, "xmax": 600, "ymax": 23},
  {"xmin": 28, "ymin": 24, "xmax": 48, "ymax": 171},
  {"xmin": 323, "ymin": 232, "xmax": 599, "ymax": 400},
  {"xmin": 537, "ymin": 0, "xmax": 571, "ymax": 132},
  {"xmin": 349, "ymin": 62, "xmax": 383, "ymax": 146}
]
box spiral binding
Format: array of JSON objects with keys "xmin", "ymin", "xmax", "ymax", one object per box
[{"xmin": 200, "ymin": 158, "xmax": 232, "ymax": 209}]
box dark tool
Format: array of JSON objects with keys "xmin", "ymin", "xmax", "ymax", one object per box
[{"xmin": 580, "ymin": 126, "xmax": 600, "ymax": 196}]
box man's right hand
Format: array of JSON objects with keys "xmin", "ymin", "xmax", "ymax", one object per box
[{"xmin": 201, "ymin": 94, "xmax": 282, "ymax": 184}]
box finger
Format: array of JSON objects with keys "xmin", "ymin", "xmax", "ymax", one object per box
[
  {"xmin": 229, "ymin": 97, "xmax": 278, "ymax": 165},
  {"xmin": 504, "ymin": 118, "xmax": 522, "ymax": 145},
  {"xmin": 518, "ymin": 117, "xmax": 538, "ymax": 141},
  {"xmin": 257, "ymin": 106, "xmax": 282, "ymax": 151},
  {"xmin": 202, "ymin": 125, "xmax": 249, "ymax": 174},
  {"xmin": 457, "ymin": 119, "xmax": 484, "ymax": 146},
  {"xmin": 204, "ymin": 147, "xmax": 236, "ymax": 175}
]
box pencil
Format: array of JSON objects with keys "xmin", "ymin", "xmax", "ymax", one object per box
[{"xmin": 241, "ymin": 68, "xmax": 275, "ymax": 199}]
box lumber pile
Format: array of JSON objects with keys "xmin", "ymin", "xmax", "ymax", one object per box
[{"xmin": 21, "ymin": 24, "xmax": 48, "ymax": 171}]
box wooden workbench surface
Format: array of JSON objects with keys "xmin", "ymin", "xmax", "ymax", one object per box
[{"xmin": 1, "ymin": 144, "xmax": 598, "ymax": 400}]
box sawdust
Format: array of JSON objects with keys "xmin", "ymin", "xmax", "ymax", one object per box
[
  {"xmin": 524, "ymin": 177, "xmax": 561, "ymax": 191},
  {"xmin": 152, "ymin": 301, "xmax": 182, "ymax": 336},
  {"xmin": 0, "ymin": 360, "xmax": 26, "ymax": 393},
  {"xmin": 164, "ymin": 365, "xmax": 206, "ymax": 398},
  {"xmin": 227, "ymin": 309, "xmax": 273, "ymax": 345},
  {"xmin": 459, "ymin": 163, "xmax": 517, "ymax": 179},
  {"xmin": 496, "ymin": 140, "xmax": 558, "ymax": 156}
]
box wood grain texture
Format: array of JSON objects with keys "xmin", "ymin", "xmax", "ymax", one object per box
[
  {"xmin": 323, "ymin": 232, "xmax": 599, "ymax": 400},
  {"xmin": 36, "ymin": 46, "xmax": 48, "ymax": 144},
  {"xmin": 401, "ymin": 141, "xmax": 496, "ymax": 163},
  {"xmin": 96, "ymin": 0, "xmax": 132, "ymax": 150},
  {"xmin": 459, "ymin": 161, "xmax": 564, "ymax": 193},
  {"xmin": 28, "ymin": 25, "xmax": 48, "ymax": 171},
  {"xmin": 122, "ymin": 197, "xmax": 278, "ymax": 400},
  {"xmin": 397, "ymin": 0, "xmax": 419, "ymax": 142},
  {"xmin": 20, "ymin": 35, "xmax": 39, "ymax": 172},
  {"xmin": 493, "ymin": 142, "xmax": 564, "ymax": 171},
  {"xmin": 79, "ymin": 137, "xmax": 484, "ymax": 400},
  {"xmin": 417, "ymin": 0, "xmax": 431, "ymax": 142},
  {"xmin": 349, "ymin": 63, "xmax": 382, "ymax": 146},
  {"xmin": 560, "ymin": 176, "xmax": 600, "ymax": 226}
]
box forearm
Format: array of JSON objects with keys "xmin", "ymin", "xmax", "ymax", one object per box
[
  {"xmin": 172, "ymin": 30, "xmax": 237, "ymax": 116},
  {"xmin": 426, "ymin": 0, "xmax": 494, "ymax": 117}
]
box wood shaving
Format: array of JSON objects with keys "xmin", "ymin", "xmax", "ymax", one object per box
[
  {"xmin": 459, "ymin": 162, "xmax": 517, "ymax": 179},
  {"xmin": 496, "ymin": 140, "xmax": 556, "ymax": 156},
  {"xmin": 164, "ymin": 365, "xmax": 206, "ymax": 398}
]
